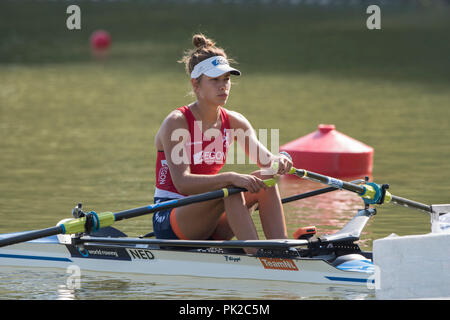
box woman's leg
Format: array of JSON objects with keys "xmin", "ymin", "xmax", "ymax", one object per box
[
  {"xmin": 174, "ymin": 193, "xmax": 259, "ymax": 240},
  {"xmin": 210, "ymin": 170, "xmax": 288, "ymax": 242},
  {"xmin": 173, "ymin": 198, "xmax": 226, "ymax": 240},
  {"xmin": 222, "ymin": 192, "xmax": 259, "ymax": 241},
  {"xmin": 173, "ymin": 170, "xmax": 287, "ymax": 250},
  {"xmin": 245, "ymin": 170, "xmax": 288, "ymax": 239},
  {"xmin": 209, "ymin": 213, "xmax": 233, "ymax": 240}
]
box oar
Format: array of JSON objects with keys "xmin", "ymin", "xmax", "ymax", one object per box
[
  {"xmin": 288, "ymin": 168, "xmax": 433, "ymax": 214},
  {"xmin": 253, "ymin": 178, "xmax": 364, "ymax": 211},
  {"xmin": 141, "ymin": 178, "xmax": 365, "ymax": 238},
  {"xmin": 0, "ymin": 178, "xmax": 278, "ymax": 248},
  {"xmin": 280, "ymin": 178, "xmax": 364, "ymax": 205}
]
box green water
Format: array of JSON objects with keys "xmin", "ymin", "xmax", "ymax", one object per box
[
  {"xmin": 0, "ymin": 1, "xmax": 449, "ymax": 299},
  {"xmin": 2, "ymin": 65, "xmax": 447, "ymax": 245}
]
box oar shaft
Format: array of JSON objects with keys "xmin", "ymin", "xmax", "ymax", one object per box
[
  {"xmin": 114, "ymin": 186, "xmax": 247, "ymax": 222},
  {"xmin": 254, "ymin": 179, "xmax": 365, "ymax": 211},
  {"xmin": 294, "ymin": 169, "xmax": 365, "ymax": 194},
  {"xmin": 0, "ymin": 179, "xmax": 274, "ymax": 248},
  {"xmin": 115, "ymin": 178, "xmax": 279, "ymax": 221},
  {"xmin": 280, "ymin": 179, "xmax": 364, "ymax": 205},
  {"xmin": 292, "ymin": 168, "xmax": 432, "ymax": 213},
  {"xmin": 390, "ymin": 194, "xmax": 432, "ymax": 213},
  {"xmin": 0, "ymin": 226, "xmax": 63, "ymax": 248}
]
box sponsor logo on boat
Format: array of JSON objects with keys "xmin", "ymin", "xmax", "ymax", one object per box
[
  {"xmin": 224, "ymin": 255, "xmax": 241, "ymax": 262},
  {"xmin": 126, "ymin": 248, "xmax": 155, "ymax": 260},
  {"xmin": 66, "ymin": 245, "xmax": 131, "ymax": 261},
  {"xmin": 258, "ymin": 258, "xmax": 299, "ymax": 271},
  {"xmin": 86, "ymin": 248, "xmax": 119, "ymax": 258}
]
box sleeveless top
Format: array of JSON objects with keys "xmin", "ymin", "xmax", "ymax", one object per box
[{"xmin": 154, "ymin": 106, "xmax": 232, "ymax": 199}]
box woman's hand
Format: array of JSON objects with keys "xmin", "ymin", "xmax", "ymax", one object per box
[
  {"xmin": 228, "ymin": 172, "xmax": 268, "ymax": 193},
  {"xmin": 272, "ymin": 152, "xmax": 293, "ymax": 175}
]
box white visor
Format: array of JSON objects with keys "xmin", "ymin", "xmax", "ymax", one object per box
[{"xmin": 190, "ymin": 56, "xmax": 241, "ymax": 79}]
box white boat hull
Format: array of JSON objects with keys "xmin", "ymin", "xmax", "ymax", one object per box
[{"xmin": 0, "ymin": 234, "xmax": 374, "ymax": 287}]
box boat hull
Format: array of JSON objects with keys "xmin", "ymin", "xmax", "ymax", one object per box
[{"xmin": 0, "ymin": 235, "xmax": 374, "ymax": 287}]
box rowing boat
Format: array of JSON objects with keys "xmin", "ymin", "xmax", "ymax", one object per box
[
  {"xmin": 0, "ymin": 207, "xmax": 375, "ymax": 286},
  {"xmin": 0, "ymin": 167, "xmax": 440, "ymax": 288}
]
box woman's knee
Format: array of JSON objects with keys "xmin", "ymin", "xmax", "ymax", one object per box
[{"xmin": 224, "ymin": 192, "xmax": 246, "ymax": 207}]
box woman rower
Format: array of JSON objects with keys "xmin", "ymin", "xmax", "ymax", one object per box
[{"xmin": 152, "ymin": 34, "xmax": 293, "ymax": 253}]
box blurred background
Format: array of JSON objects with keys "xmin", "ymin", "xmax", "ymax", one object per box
[{"xmin": 1, "ymin": 0, "xmax": 449, "ymax": 246}]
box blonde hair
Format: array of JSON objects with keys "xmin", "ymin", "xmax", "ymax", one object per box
[{"xmin": 178, "ymin": 33, "xmax": 236, "ymax": 78}]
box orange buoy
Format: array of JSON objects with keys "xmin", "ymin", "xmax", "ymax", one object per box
[{"xmin": 280, "ymin": 124, "xmax": 373, "ymax": 178}]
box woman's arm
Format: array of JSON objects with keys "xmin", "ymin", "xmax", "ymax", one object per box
[{"xmin": 227, "ymin": 110, "xmax": 292, "ymax": 175}]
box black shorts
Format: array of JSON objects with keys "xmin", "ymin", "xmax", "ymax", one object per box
[{"xmin": 152, "ymin": 197, "xmax": 182, "ymax": 240}]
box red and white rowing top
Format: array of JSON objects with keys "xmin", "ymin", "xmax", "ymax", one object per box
[{"xmin": 155, "ymin": 106, "xmax": 232, "ymax": 199}]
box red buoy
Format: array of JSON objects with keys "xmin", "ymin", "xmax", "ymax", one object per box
[
  {"xmin": 90, "ymin": 30, "xmax": 111, "ymax": 60},
  {"xmin": 280, "ymin": 124, "xmax": 373, "ymax": 177},
  {"xmin": 90, "ymin": 30, "xmax": 111, "ymax": 51}
]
